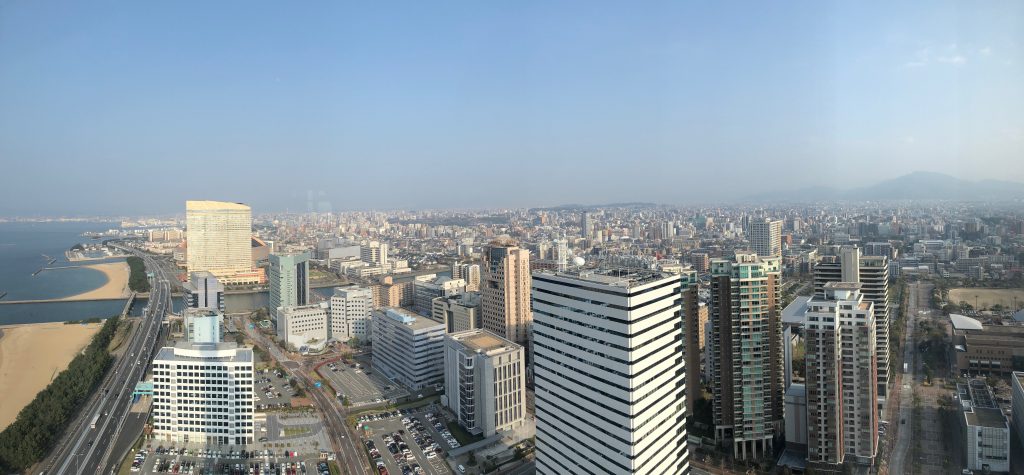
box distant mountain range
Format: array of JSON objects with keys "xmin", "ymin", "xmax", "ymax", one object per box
[{"xmin": 744, "ymin": 171, "xmax": 1024, "ymax": 203}]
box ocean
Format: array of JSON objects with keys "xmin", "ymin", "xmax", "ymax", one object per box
[{"xmin": 0, "ymin": 221, "xmax": 129, "ymax": 325}]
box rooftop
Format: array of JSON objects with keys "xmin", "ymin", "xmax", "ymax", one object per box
[
  {"xmin": 156, "ymin": 341, "xmax": 253, "ymax": 363},
  {"xmin": 950, "ymin": 314, "xmax": 984, "ymax": 331},
  {"xmin": 782, "ymin": 296, "xmax": 811, "ymax": 325},
  {"xmin": 534, "ymin": 268, "xmax": 674, "ymax": 289},
  {"xmin": 185, "ymin": 200, "xmax": 250, "ymax": 211},
  {"xmin": 965, "ymin": 407, "xmax": 1008, "ymax": 429},
  {"xmin": 379, "ymin": 307, "xmax": 445, "ymax": 331},
  {"xmin": 450, "ymin": 329, "xmax": 521, "ymax": 354}
]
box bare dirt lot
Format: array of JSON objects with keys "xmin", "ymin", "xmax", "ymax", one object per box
[{"xmin": 948, "ymin": 287, "xmax": 1024, "ymax": 310}]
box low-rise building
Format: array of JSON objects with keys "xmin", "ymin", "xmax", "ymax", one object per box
[
  {"xmin": 958, "ymin": 379, "xmax": 1010, "ymax": 473},
  {"xmin": 276, "ymin": 303, "xmax": 330, "ymax": 352},
  {"xmin": 372, "ymin": 307, "xmax": 445, "ymax": 390},
  {"xmin": 951, "ymin": 314, "xmax": 1024, "ymax": 376},
  {"xmin": 443, "ymin": 329, "xmax": 526, "ymax": 437},
  {"xmin": 151, "ymin": 342, "xmax": 255, "ymax": 445}
]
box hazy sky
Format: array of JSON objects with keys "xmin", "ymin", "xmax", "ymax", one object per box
[{"xmin": 2, "ymin": 1, "xmax": 1022, "ymax": 216}]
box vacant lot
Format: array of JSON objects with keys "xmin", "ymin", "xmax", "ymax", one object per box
[{"xmin": 948, "ymin": 288, "xmax": 1024, "ymax": 310}]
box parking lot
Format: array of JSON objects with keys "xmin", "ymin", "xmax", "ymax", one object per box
[
  {"xmin": 356, "ymin": 407, "xmax": 453, "ymax": 475},
  {"xmin": 256, "ymin": 368, "xmax": 295, "ymax": 411},
  {"xmin": 127, "ymin": 446, "xmax": 323, "ymax": 475},
  {"xmin": 318, "ymin": 357, "xmax": 409, "ymax": 406}
]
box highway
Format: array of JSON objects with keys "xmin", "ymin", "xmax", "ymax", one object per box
[{"xmin": 42, "ymin": 246, "xmax": 172, "ymax": 475}]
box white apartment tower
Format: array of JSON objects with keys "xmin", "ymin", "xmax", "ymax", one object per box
[
  {"xmin": 749, "ymin": 218, "xmax": 783, "ymax": 258},
  {"xmin": 360, "ymin": 241, "xmax": 388, "ymax": 266},
  {"xmin": 443, "ymin": 329, "xmax": 526, "ymax": 438},
  {"xmin": 814, "ymin": 246, "xmax": 891, "ymax": 406},
  {"xmin": 531, "ymin": 268, "xmax": 691, "ymax": 475},
  {"xmin": 804, "ymin": 282, "xmax": 878, "ymax": 470},
  {"xmin": 151, "ymin": 342, "xmax": 255, "ymax": 446},
  {"xmin": 329, "ymin": 287, "xmax": 373, "ymax": 341},
  {"xmin": 185, "ymin": 201, "xmax": 255, "ymax": 284}
]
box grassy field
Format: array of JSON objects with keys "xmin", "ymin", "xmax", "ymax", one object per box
[{"xmin": 948, "ymin": 288, "xmax": 1024, "ymax": 310}]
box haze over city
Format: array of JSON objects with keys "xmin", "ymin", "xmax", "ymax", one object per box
[{"xmin": 2, "ymin": 1, "xmax": 1023, "ymax": 216}]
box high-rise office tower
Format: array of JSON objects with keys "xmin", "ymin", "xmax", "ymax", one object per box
[
  {"xmin": 269, "ymin": 251, "xmax": 310, "ymax": 316},
  {"xmin": 329, "ymin": 287, "xmax": 373, "ymax": 341},
  {"xmin": 151, "ymin": 342, "xmax": 255, "ymax": 445},
  {"xmin": 532, "ymin": 268, "xmax": 691, "ymax": 475},
  {"xmin": 682, "ymin": 269, "xmax": 703, "ymax": 416},
  {"xmin": 443, "ymin": 329, "xmax": 526, "ymax": 438},
  {"xmin": 183, "ymin": 308, "xmax": 223, "ymax": 344},
  {"xmin": 581, "ymin": 211, "xmax": 594, "ymax": 239},
  {"xmin": 481, "ymin": 240, "xmax": 532, "ymax": 346},
  {"xmin": 709, "ymin": 252, "xmax": 784, "ymax": 461},
  {"xmin": 185, "ymin": 201, "xmax": 255, "ymax": 284},
  {"xmin": 749, "ymin": 218, "xmax": 783, "ymax": 258},
  {"xmin": 184, "ymin": 271, "xmax": 225, "ymax": 311},
  {"xmin": 814, "ymin": 246, "xmax": 891, "ymax": 405},
  {"xmin": 804, "ymin": 283, "xmax": 878, "ymax": 470}
]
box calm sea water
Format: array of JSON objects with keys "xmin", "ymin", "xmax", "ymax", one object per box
[{"xmin": 0, "ymin": 221, "xmax": 127, "ymax": 324}]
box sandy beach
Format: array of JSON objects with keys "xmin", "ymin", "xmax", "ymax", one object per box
[
  {"xmin": 0, "ymin": 321, "xmax": 102, "ymax": 430},
  {"xmin": 57, "ymin": 261, "xmax": 130, "ymax": 301}
]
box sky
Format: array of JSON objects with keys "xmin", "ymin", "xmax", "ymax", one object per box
[{"xmin": 1, "ymin": 1, "xmax": 1022, "ymax": 216}]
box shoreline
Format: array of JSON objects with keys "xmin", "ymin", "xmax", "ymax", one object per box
[
  {"xmin": 56, "ymin": 261, "xmax": 130, "ymax": 302},
  {"xmin": 0, "ymin": 321, "xmax": 103, "ymax": 430}
]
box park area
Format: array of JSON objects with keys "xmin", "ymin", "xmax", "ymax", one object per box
[{"xmin": 947, "ymin": 287, "xmax": 1024, "ymax": 311}]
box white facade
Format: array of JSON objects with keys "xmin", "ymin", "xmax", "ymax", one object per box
[
  {"xmin": 443, "ymin": 330, "xmax": 526, "ymax": 437},
  {"xmin": 432, "ymin": 292, "xmax": 482, "ymax": 333},
  {"xmin": 749, "ymin": 218, "xmax": 783, "ymax": 258},
  {"xmin": 372, "ymin": 308, "xmax": 445, "ymax": 390},
  {"xmin": 413, "ymin": 277, "xmax": 466, "ymax": 315},
  {"xmin": 185, "ymin": 271, "xmax": 224, "ymax": 311},
  {"xmin": 276, "ymin": 303, "xmax": 330, "ymax": 352},
  {"xmin": 185, "ymin": 201, "xmax": 253, "ymax": 282},
  {"xmin": 184, "ymin": 308, "xmax": 222, "ymax": 344},
  {"xmin": 329, "ymin": 287, "xmax": 373, "ymax": 342},
  {"xmin": 360, "ymin": 241, "xmax": 388, "ymax": 266},
  {"xmin": 1012, "ymin": 372, "xmax": 1024, "ymax": 465},
  {"xmin": 151, "ymin": 342, "xmax": 255, "ymax": 446},
  {"xmin": 531, "ymin": 269, "xmax": 690, "ymax": 475},
  {"xmin": 960, "ymin": 380, "xmax": 1010, "ymax": 473}
]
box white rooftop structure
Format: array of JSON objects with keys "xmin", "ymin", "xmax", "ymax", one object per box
[{"xmin": 950, "ymin": 314, "xmax": 984, "ymax": 331}]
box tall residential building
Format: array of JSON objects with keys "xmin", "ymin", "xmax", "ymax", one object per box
[
  {"xmin": 804, "ymin": 283, "xmax": 878, "ymax": 470},
  {"xmin": 151, "ymin": 342, "xmax": 255, "ymax": 445},
  {"xmin": 481, "ymin": 240, "xmax": 532, "ymax": 347},
  {"xmin": 452, "ymin": 263, "xmax": 481, "ymax": 292},
  {"xmin": 532, "ymin": 268, "xmax": 690, "ymax": 475},
  {"xmin": 371, "ymin": 307, "xmax": 445, "ymax": 390},
  {"xmin": 682, "ymin": 270, "xmax": 703, "ymax": 416},
  {"xmin": 329, "ymin": 287, "xmax": 373, "ymax": 342},
  {"xmin": 814, "ymin": 246, "xmax": 891, "ymax": 405},
  {"xmin": 360, "ymin": 241, "xmax": 388, "ymax": 267},
  {"xmin": 184, "ymin": 271, "xmax": 224, "ymax": 311},
  {"xmin": 581, "ymin": 211, "xmax": 594, "ymax": 239},
  {"xmin": 749, "ymin": 218, "xmax": 783, "ymax": 258},
  {"xmin": 276, "ymin": 303, "xmax": 329, "ymax": 352},
  {"xmin": 185, "ymin": 201, "xmax": 257, "ymax": 284},
  {"xmin": 269, "ymin": 252, "xmax": 311, "ymax": 317},
  {"xmin": 709, "ymin": 252, "xmax": 784, "ymax": 461},
  {"xmin": 183, "ymin": 308, "xmax": 223, "ymax": 344},
  {"xmin": 432, "ymin": 292, "xmax": 482, "ymax": 333},
  {"xmin": 443, "ymin": 330, "xmax": 526, "ymax": 438}
]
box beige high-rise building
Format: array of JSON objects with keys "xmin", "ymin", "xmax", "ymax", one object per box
[
  {"xmin": 750, "ymin": 218, "xmax": 783, "ymax": 258},
  {"xmin": 481, "ymin": 240, "xmax": 532, "ymax": 346},
  {"xmin": 185, "ymin": 201, "xmax": 257, "ymax": 284}
]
